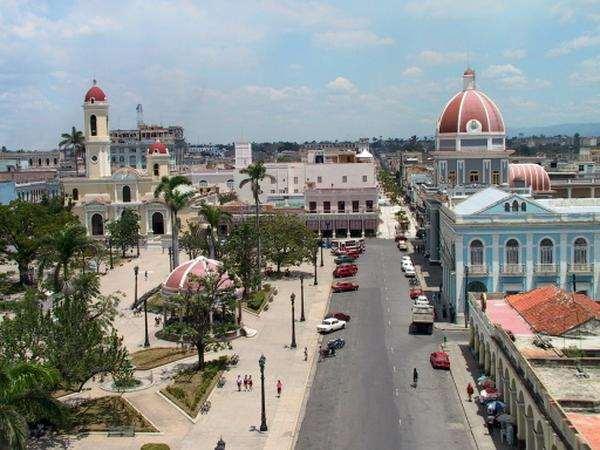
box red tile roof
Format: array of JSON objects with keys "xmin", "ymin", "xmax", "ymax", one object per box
[
  {"xmin": 566, "ymin": 413, "xmax": 600, "ymax": 449},
  {"xmin": 506, "ymin": 286, "xmax": 600, "ymax": 336}
]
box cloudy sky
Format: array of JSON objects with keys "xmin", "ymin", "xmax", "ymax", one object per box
[{"xmin": 1, "ymin": 0, "xmax": 599, "ymax": 149}]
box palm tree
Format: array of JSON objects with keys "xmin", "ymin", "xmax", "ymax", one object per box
[
  {"xmin": 239, "ymin": 162, "xmax": 275, "ymax": 290},
  {"xmin": 44, "ymin": 223, "xmax": 91, "ymax": 292},
  {"xmin": 154, "ymin": 175, "xmax": 194, "ymax": 268},
  {"xmin": 59, "ymin": 127, "xmax": 85, "ymax": 176},
  {"xmin": 0, "ymin": 362, "xmax": 66, "ymax": 450},
  {"xmin": 199, "ymin": 204, "xmax": 231, "ymax": 259}
]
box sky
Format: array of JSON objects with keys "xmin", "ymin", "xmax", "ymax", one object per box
[{"xmin": 0, "ymin": 0, "xmax": 599, "ymax": 149}]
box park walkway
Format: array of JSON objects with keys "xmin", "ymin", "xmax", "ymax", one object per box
[{"xmin": 67, "ymin": 249, "xmax": 335, "ymax": 450}]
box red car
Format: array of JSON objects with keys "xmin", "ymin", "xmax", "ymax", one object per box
[
  {"xmin": 333, "ymin": 265, "xmax": 358, "ymax": 278},
  {"xmin": 430, "ymin": 351, "xmax": 450, "ymax": 370},
  {"xmin": 409, "ymin": 287, "xmax": 423, "ymax": 299},
  {"xmin": 325, "ymin": 311, "xmax": 351, "ymax": 322},
  {"xmin": 332, "ymin": 281, "xmax": 359, "ymax": 293}
]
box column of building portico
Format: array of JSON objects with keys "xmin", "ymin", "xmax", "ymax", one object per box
[
  {"xmin": 559, "ymin": 232, "xmax": 568, "ymax": 289},
  {"xmin": 455, "ymin": 235, "xmax": 464, "ymax": 318},
  {"xmin": 526, "ymin": 233, "xmax": 534, "ymax": 291},
  {"xmin": 492, "ymin": 235, "xmax": 499, "ymax": 292},
  {"xmin": 526, "ymin": 413, "xmax": 535, "ymax": 450},
  {"xmin": 361, "ymin": 218, "xmax": 365, "ymax": 238},
  {"xmin": 516, "ymin": 401, "xmax": 526, "ymax": 444},
  {"xmin": 594, "ymin": 233, "xmax": 600, "ymax": 299}
]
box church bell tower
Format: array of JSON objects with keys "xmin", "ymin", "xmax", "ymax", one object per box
[{"xmin": 83, "ymin": 80, "xmax": 111, "ymax": 179}]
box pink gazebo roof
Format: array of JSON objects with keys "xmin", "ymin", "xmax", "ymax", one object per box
[{"xmin": 162, "ymin": 256, "xmax": 237, "ymax": 296}]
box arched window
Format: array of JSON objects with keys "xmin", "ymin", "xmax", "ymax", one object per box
[
  {"xmin": 90, "ymin": 114, "xmax": 97, "ymax": 136},
  {"xmin": 153, "ymin": 163, "xmax": 159, "ymax": 176},
  {"xmin": 521, "ymin": 202, "xmax": 526, "ymax": 211},
  {"xmin": 53, "ymin": 158, "xmax": 57, "ymax": 165},
  {"xmin": 72, "ymin": 188, "xmax": 79, "ymax": 200},
  {"xmin": 91, "ymin": 213, "xmax": 104, "ymax": 235},
  {"xmin": 45, "ymin": 158, "xmax": 50, "ymax": 165},
  {"xmin": 226, "ymin": 179, "xmax": 234, "ymax": 190},
  {"xmin": 504, "ymin": 203, "xmax": 510, "ymax": 212},
  {"xmin": 539, "ymin": 238, "xmax": 554, "ymax": 264},
  {"xmin": 122, "ymin": 185, "xmax": 131, "ymax": 203},
  {"xmin": 470, "ymin": 240, "xmax": 484, "ymax": 266},
  {"xmin": 574, "ymin": 238, "xmax": 588, "ymax": 264},
  {"xmin": 512, "ymin": 200, "xmax": 519, "ymax": 212},
  {"xmin": 506, "ymin": 239, "xmax": 519, "ymax": 265},
  {"xmin": 199, "ymin": 180, "xmax": 208, "ymax": 187},
  {"xmin": 38, "ymin": 158, "xmax": 42, "ymax": 165}
]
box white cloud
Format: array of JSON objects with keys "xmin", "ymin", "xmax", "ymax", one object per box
[
  {"xmin": 326, "ymin": 77, "xmax": 357, "ymax": 93},
  {"xmin": 569, "ymin": 55, "xmax": 600, "ymax": 84},
  {"xmin": 509, "ymin": 97, "xmax": 538, "ymax": 109},
  {"xmin": 417, "ymin": 50, "xmax": 467, "ymax": 66},
  {"xmin": 313, "ymin": 30, "xmax": 394, "ymax": 49},
  {"xmin": 402, "ymin": 66, "xmax": 423, "ymax": 77},
  {"xmin": 547, "ymin": 33, "xmax": 600, "ymax": 56},
  {"xmin": 549, "ymin": 2, "xmax": 576, "ymax": 23},
  {"xmin": 502, "ymin": 48, "xmax": 527, "ymax": 60},
  {"xmin": 404, "ymin": 0, "xmax": 505, "ymax": 18},
  {"xmin": 482, "ymin": 64, "xmax": 550, "ymax": 89},
  {"xmin": 483, "ymin": 64, "xmax": 523, "ymax": 78}
]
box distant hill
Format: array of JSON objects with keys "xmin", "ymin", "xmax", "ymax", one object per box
[{"xmin": 508, "ymin": 123, "xmax": 600, "ymax": 137}]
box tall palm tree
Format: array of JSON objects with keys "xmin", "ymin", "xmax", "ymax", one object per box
[
  {"xmin": 199, "ymin": 204, "xmax": 231, "ymax": 259},
  {"xmin": 0, "ymin": 362, "xmax": 65, "ymax": 450},
  {"xmin": 44, "ymin": 223, "xmax": 91, "ymax": 292},
  {"xmin": 59, "ymin": 127, "xmax": 85, "ymax": 176},
  {"xmin": 239, "ymin": 162, "xmax": 275, "ymax": 290},
  {"xmin": 154, "ymin": 175, "xmax": 194, "ymax": 268}
]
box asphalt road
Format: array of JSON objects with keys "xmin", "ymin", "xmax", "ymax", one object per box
[{"xmin": 296, "ymin": 239, "xmax": 474, "ymax": 450}]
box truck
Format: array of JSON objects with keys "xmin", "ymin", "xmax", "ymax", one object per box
[{"xmin": 410, "ymin": 303, "xmax": 434, "ymax": 334}]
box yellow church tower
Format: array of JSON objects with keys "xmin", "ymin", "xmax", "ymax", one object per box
[
  {"xmin": 83, "ymin": 80, "xmax": 111, "ymax": 179},
  {"xmin": 147, "ymin": 139, "xmax": 171, "ymax": 179}
]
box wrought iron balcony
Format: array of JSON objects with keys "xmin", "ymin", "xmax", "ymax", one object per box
[
  {"xmin": 501, "ymin": 264, "xmax": 524, "ymax": 275},
  {"xmin": 569, "ymin": 263, "xmax": 592, "ymax": 274},
  {"xmin": 467, "ymin": 264, "xmax": 488, "ymax": 275},
  {"xmin": 534, "ymin": 264, "xmax": 557, "ymax": 274}
]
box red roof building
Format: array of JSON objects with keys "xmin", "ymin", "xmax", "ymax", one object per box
[{"xmin": 506, "ymin": 286, "xmax": 600, "ymax": 336}]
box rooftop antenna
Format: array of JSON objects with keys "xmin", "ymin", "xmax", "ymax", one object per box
[{"xmin": 136, "ymin": 104, "xmax": 144, "ymax": 128}]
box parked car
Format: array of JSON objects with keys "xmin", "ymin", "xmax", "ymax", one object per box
[
  {"xmin": 409, "ymin": 287, "xmax": 423, "ymax": 299},
  {"xmin": 333, "ymin": 265, "xmax": 358, "ymax": 278},
  {"xmin": 317, "ymin": 317, "xmax": 346, "ymax": 333},
  {"xmin": 346, "ymin": 250, "xmax": 361, "ymax": 259},
  {"xmin": 401, "ymin": 256, "xmax": 412, "ymax": 262},
  {"xmin": 332, "ymin": 281, "xmax": 359, "ymax": 292},
  {"xmin": 415, "ymin": 295, "xmax": 429, "ymax": 304},
  {"xmin": 405, "ymin": 267, "xmax": 416, "ymax": 277},
  {"xmin": 325, "ymin": 311, "xmax": 351, "ymax": 322},
  {"xmin": 334, "ymin": 255, "xmax": 356, "ymax": 265},
  {"xmin": 401, "ymin": 261, "xmax": 414, "ymax": 272},
  {"xmin": 430, "ymin": 351, "xmax": 450, "ymax": 369},
  {"xmin": 397, "ymin": 241, "xmax": 408, "ymax": 251}
]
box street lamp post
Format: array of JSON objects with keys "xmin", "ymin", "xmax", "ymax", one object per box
[
  {"xmin": 463, "ymin": 265, "xmax": 469, "ymax": 328},
  {"xmin": 168, "ymin": 247, "xmax": 173, "ymax": 271},
  {"xmin": 137, "ymin": 265, "xmax": 150, "ymax": 348},
  {"xmin": 313, "ymin": 242, "xmax": 318, "ymax": 286},
  {"xmin": 259, "ymin": 355, "xmax": 268, "ymax": 432},
  {"xmin": 290, "ymin": 293, "xmax": 297, "ymax": 348},
  {"xmin": 300, "ymin": 275, "xmax": 306, "ymax": 322},
  {"xmin": 320, "ymin": 239, "xmax": 324, "ymax": 267}
]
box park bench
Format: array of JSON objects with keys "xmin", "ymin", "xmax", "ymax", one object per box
[{"xmin": 107, "ymin": 426, "xmax": 135, "ymax": 437}]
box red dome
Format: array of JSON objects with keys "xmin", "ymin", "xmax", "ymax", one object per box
[
  {"xmin": 162, "ymin": 256, "xmax": 239, "ymax": 296},
  {"xmin": 84, "ymin": 84, "xmax": 106, "ymax": 102},
  {"xmin": 438, "ymin": 89, "xmax": 504, "ymax": 134},
  {"xmin": 148, "ymin": 139, "xmax": 168, "ymax": 154},
  {"xmin": 509, "ymin": 164, "xmax": 551, "ymax": 192}
]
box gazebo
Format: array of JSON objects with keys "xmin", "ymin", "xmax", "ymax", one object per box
[{"xmin": 162, "ymin": 256, "xmax": 237, "ymax": 297}]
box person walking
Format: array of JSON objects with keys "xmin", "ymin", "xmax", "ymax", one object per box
[
  {"xmin": 236, "ymin": 374, "xmax": 242, "ymax": 392},
  {"xmin": 144, "ymin": 270, "xmax": 148, "ymax": 281},
  {"xmin": 248, "ymin": 375, "xmax": 253, "ymax": 391},
  {"xmin": 304, "ymin": 347, "xmax": 308, "ymax": 361},
  {"xmin": 467, "ymin": 382, "xmax": 474, "ymax": 402},
  {"xmin": 276, "ymin": 379, "xmax": 283, "ymax": 398},
  {"xmin": 243, "ymin": 374, "xmax": 248, "ymax": 391},
  {"xmin": 413, "ymin": 368, "xmax": 418, "ymax": 387},
  {"xmin": 318, "ymin": 345, "xmax": 322, "ymax": 362}
]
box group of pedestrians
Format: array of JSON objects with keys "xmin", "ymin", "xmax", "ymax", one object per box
[{"xmin": 236, "ymin": 374, "xmax": 254, "ymax": 391}]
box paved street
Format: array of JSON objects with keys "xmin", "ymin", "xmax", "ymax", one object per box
[{"xmin": 296, "ymin": 239, "xmax": 474, "ymax": 450}]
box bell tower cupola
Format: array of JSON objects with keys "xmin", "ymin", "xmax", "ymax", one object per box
[{"xmin": 83, "ymin": 80, "xmax": 111, "ymax": 179}]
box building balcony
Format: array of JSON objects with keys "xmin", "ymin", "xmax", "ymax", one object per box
[
  {"xmin": 569, "ymin": 263, "xmax": 593, "ymax": 274},
  {"xmin": 501, "ymin": 264, "xmax": 524, "ymax": 275},
  {"xmin": 467, "ymin": 264, "xmax": 488, "ymax": 275},
  {"xmin": 534, "ymin": 264, "xmax": 557, "ymax": 274}
]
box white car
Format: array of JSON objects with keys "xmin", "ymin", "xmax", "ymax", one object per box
[
  {"xmin": 401, "ymin": 260, "xmax": 414, "ymax": 272},
  {"xmin": 405, "ymin": 267, "xmax": 416, "ymax": 277},
  {"xmin": 398, "ymin": 241, "xmax": 408, "ymax": 251},
  {"xmin": 317, "ymin": 318, "xmax": 347, "ymax": 333},
  {"xmin": 415, "ymin": 295, "xmax": 429, "ymax": 305},
  {"xmin": 401, "ymin": 256, "xmax": 412, "ymax": 263}
]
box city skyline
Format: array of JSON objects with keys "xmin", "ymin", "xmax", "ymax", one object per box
[{"xmin": 1, "ymin": 0, "xmax": 599, "ymax": 149}]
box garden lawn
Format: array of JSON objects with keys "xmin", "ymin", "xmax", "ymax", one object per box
[
  {"xmin": 68, "ymin": 396, "xmax": 157, "ymax": 433},
  {"xmin": 131, "ymin": 347, "xmax": 197, "ymax": 370},
  {"xmin": 161, "ymin": 357, "xmax": 227, "ymax": 418}
]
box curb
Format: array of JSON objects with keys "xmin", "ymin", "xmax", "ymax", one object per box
[{"xmin": 448, "ymin": 345, "xmax": 479, "ymax": 450}]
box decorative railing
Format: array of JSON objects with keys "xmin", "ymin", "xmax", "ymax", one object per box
[
  {"xmin": 467, "ymin": 264, "xmax": 488, "ymax": 275},
  {"xmin": 501, "ymin": 264, "xmax": 524, "ymax": 275},
  {"xmin": 569, "ymin": 263, "xmax": 592, "ymax": 274},
  {"xmin": 534, "ymin": 264, "xmax": 557, "ymax": 274}
]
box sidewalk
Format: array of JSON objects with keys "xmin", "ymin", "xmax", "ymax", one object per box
[
  {"xmin": 446, "ymin": 341, "xmax": 511, "ymax": 450},
  {"xmin": 68, "ymin": 253, "xmax": 336, "ymax": 450}
]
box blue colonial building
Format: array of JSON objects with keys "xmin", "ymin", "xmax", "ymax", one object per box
[{"xmin": 439, "ymin": 186, "xmax": 600, "ymax": 319}]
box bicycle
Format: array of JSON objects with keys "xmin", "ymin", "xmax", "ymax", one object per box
[{"xmin": 200, "ymin": 400, "xmax": 211, "ymax": 414}]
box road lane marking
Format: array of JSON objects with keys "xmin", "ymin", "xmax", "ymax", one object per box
[
  {"xmin": 394, "ymin": 388, "xmax": 399, "ymax": 397},
  {"xmin": 393, "ymin": 365, "xmax": 397, "ymax": 372},
  {"xmin": 388, "ymin": 320, "xmax": 391, "ymax": 328},
  {"xmin": 390, "ymin": 346, "xmax": 394, "ymax": 353}
]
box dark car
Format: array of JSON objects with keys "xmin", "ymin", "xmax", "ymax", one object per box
[
  {"xmin": 334, "ymin": 255, "xmax": 356, "ymax": 265},
  {"xmin": 331, "ymin": 281, "xmax": 359, "ymax": 293},
  {"xmin": 430, "ymin": 351, "xmax": 450, "ymax": 369},
  {"xmin": 326, "ymin": 311, "xmax": 351, "ymax": 322}
]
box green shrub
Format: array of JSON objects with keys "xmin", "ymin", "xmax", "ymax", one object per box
[
  {"xmin": 166, "ymin": 386, "xmax": 185, "ymax": 400},
  {"xmin": 247, "ymin": 290, "xmax": 267, "ymax": 311},
  {"xmin": 141, "ymin": 444, "xmax": 170, "ymax": 450}
]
